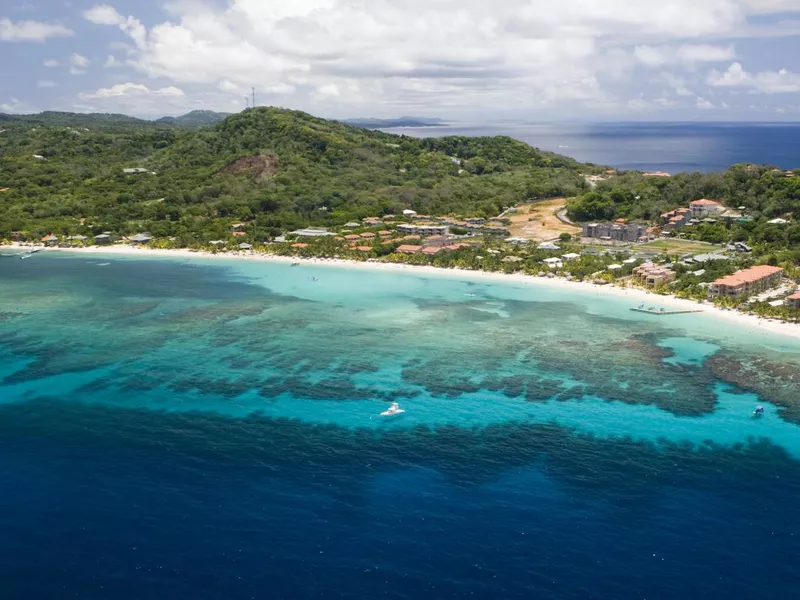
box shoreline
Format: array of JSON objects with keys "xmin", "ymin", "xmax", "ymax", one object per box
[{"xmin": 6, "ymin": 243, "xmax": 800, "ymax": 340}]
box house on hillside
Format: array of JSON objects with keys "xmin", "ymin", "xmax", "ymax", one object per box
[
  {"xmin": 41, "ymin": 234, "xmax": 58, "ymax": 246},
  {"xmin": 689, "ymin": 199, "xmax": 726, "ymax": 218}
]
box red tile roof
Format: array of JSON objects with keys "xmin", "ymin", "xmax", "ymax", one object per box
[
  {"xmin": 713, "ymin": 265, "xmax": 783, "ymax": 287},
  {"xmin": 396, "ymin": 244, "xmax": 422, "ymax": 254},
  {"xmin": 291, "ymin": 243, "xmax": 308, "ymax": 248},
  {"xmin": 786, "ymin": 292, "xmax": 800, "ymax": 300},
  {"xmin": 690, "ymin": 199, "xmax": 722, "ymax": 206},
  {"xmin": 355, "ymin": 246, "xmax": 372, "ymax": 252}
]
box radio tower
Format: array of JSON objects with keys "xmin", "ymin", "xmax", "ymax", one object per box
[{"xmin": 252, "ymin": 87, "xmax": 256, "ymax": 108}]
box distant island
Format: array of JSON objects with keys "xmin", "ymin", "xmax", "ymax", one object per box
[{"xmin": 342, "ymin": 116, "xmax": 448, "ymax": 128}]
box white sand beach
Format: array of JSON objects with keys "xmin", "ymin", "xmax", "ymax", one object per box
[{"xmin": 6, "ymin": 242, "xmax": 800, "ymax": 339}]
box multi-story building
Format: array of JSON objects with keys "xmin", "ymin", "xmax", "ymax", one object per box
[
  {"xmin": 661, "ymin": 208, "xmax": 692, "ymax": 231},
  {"xmin": 710, "ymin": 266, "xmax": 784, "ymax": 298},
  {"xmin": 396, "ymin": 224, "xmax": 449, "ymax": 236},
  {"xmin": 689, "ymin": 199, "xmax": 726, "ymax": 218},
  {"xmin": 632, "ymin": 263, "xmax": 675, "ymax": 287},
  {"xmin": 582, "ymin": 222, "xmax": 646, "ymax": 242}
]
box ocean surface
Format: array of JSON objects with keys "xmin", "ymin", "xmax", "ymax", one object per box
[
  {"xmin": 2, "ymin": 253, "xmax": 800, "ymax": 599},
  {"xmin": 384, "ymin": 122, "xmax": 800, "ymax": 173}
]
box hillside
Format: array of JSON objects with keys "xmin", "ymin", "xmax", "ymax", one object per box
[
  {"xmin": 0, "ymin": 111, "xmax": 152, "ymax": 130},
  {"xmin": 155, "ymin": 110, "xmax": 231, "ymax": 127},
  {"xmin": 0, "ymin": 110, "xmax": 230, "ymax": 130},
  {"xmin": 0, "ymin": 107, "xmax": 591, "ymax": 242}
]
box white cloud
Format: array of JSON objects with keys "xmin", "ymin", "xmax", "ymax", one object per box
[
  {"xmin": 79, "ymin": 1, "xmax": 800, "ymax": 117},
  {"xmin": 635, "ymin": 44, "xmax": 736, "ymax": 67},
  {"xmin": 79, "ymin": 82, "xmax": 185, "ymax": 99},
  {"xmin": 696, "ymin": 97, "xmax": 714, "ymax": 109},
  {"xmin": 707, "ymin": 62, "xmax": 800, "ymax": 94},
  {"xmin": 69, "ymin": 53, "xmax": 90, "ymax": 75},
  {"xmin": 0, "ymin": 18, "xmax": 72, "ymax": 42},
  {"xmin": 218, "ymin": 80, "xmax": 239, "ymax": 92},
  {"xmin": 83, "ymin": 4, "xmax": 126, "ymax": 26},
  {"xmin": 37, "ymin": 80, "xmax": 57, "ymax": 88},
  {"xmin": 43, "ymin": 59, "xmax": 59, "ymax": 68},
  {"xmin": 104, "ymin": 55, "xmax": 121, "ymax": 68},
  {"xmin": 0, "ymin": 97, "xmax": 31, "ymax": 113},
  {"xmin": 661, "ymin": 73, "xmax": 693, "ymax": 96}
]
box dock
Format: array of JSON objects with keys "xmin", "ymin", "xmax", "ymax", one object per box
[{"xmin": 631, "ymin": 306, "xmax": 703, "ymax": 315}]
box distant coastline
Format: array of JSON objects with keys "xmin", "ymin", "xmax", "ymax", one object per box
[
  {"xmin": 342, "ymin": 117, "xmax": 448, "ymax": 129},
  {"xmin": 7, "ymin": 243, "xmax": 800, "ymax": 341}
]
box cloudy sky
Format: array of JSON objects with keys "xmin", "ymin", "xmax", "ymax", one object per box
[{"xmin": 2, "ymin": 0, "xmax": 800, "ymax": 120}]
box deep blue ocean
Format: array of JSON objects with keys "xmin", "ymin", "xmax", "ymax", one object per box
[
  {"xmin": 385, "ymin": 122, "xmax": 800, "ymax": 172},
  {"xmin": 2, "ymin": 254, "xmax": 800, "ymax": 599}
]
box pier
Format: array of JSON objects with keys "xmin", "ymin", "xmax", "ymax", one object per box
[{"xmin": 631, "ymin": 306, "xmax": 704, "ymax": 315}]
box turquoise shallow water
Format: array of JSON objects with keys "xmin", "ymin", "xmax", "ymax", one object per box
[{"xmin": 2, "ymin": 252, "xmax": 800, "ymax": 599}]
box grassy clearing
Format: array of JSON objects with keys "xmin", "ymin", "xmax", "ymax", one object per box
[{"xmin": 637, "ymin": 239, "xmax": 722, "ymax": 254}]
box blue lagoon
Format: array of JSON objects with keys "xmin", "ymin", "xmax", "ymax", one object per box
[{"xmin": 2, "ymin": 252, "xmax": 800, "ymax": 599}]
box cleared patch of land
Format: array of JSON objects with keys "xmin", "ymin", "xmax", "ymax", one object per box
[
  {"xmin": 637, "ymin": 239, "xmax": 722, "ymax": 254},
  {"xmin": 505, "ymin": 198, "xmax": 581, "ymax": 241}
]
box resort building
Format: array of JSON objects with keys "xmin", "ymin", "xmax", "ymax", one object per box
[
  {"xmin": 661, "ymin": 208, "xmax": 692, "ymax": 231},
  {"xmin": 41, "ymin": 234, "xmax": 58, "ymax": 246},
  {"xmin": 632, "ymin": 263, "xmax": 676, "ymax": 287},
  {"xmin": 396, "ymin": 244, "xmax": 422, "ymax": 254},
  {"xmin": 128, "ymin": 232, "xmax": 153, "ymax": 244},
  {"xmin": 290, "ymin": 227, "xmax": 335, "ymax": 238},
  {"xmin": 538, "ymin": 242, "xmax": 560, "ymax": 250},
  {"xmin": 582, "ymin": 222, "xmax": 647, "ymax": 242},
  {"xmin": 709, "ymin": 265, "xmax": 784, "ymax": 298},
  {"xmin": 542, "ymin": 257, "xmax": 562, "ymax": 269},
  {"xmin": 786, "ymin": 292, "xmax": 800, "ymax": 310},
  {"xmin": 396, "ymin": 224, "xmax": 449, "ymax": 236},
  {"xmin": 689, "ymin": 199, "xmax": 726, "ymax": 218}
]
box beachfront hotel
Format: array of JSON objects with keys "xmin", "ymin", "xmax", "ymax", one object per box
[
  {"xmin": 632, "ymin": 262, "xmax": 675, "ymax": 287},
  {"xmin": 709, "ymin": 265, "xmax": 784, "ymax": 298}
]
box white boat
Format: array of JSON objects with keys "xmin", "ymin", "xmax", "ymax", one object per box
[{"xmin": 380, "ymin": 402, "xmax": 405, "ymax": 417}]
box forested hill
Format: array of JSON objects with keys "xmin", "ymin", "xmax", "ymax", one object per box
[
  {"xmin": 0, "ymin": 110, "xmax": 229, "ymax": 129},
  {"xmin": 0, "ymin": 107, "xmax": 592, "ymax": 241}
]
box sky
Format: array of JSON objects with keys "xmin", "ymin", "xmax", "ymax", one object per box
[{"xmin": 2, "ymin": 0, "xmax": 800, "ymax": 121}]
